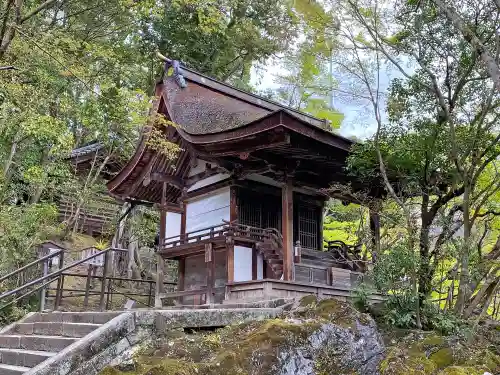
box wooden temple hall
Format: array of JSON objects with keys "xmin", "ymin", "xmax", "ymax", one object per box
[{"xmin": 107, "ymin": 59, "xmax": 383, "ymax": 307}]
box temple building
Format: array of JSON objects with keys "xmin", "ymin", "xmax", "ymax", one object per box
[{"xmin": 107, "ymin": 59, "xmax": 383, "ymax": 307}]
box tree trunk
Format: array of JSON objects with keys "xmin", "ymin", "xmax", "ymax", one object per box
[
  {"xmin": 30, "ymin": 148, "xmax": 49, "ymax": 204},
  {"xmin": 0, "ymin": 0, "xmax": 23, "ymax": 60},
  {"xmin": 463, "ymin": 266, "xmax": 500, "ymax": 318},
  {"xmin": 3, "ymin": 137, "xmax": 18, "ymax": 181},
  {"xmin": 419, "ymin": 193, "xmax": 432, "ymax": 299},
  {"xmin": 478, "ymin": 279, "xmax": 499, "ymax": 319},
  {"xmin": 456, "ymin": 182, "xmax": 472, "ymax": 314}
]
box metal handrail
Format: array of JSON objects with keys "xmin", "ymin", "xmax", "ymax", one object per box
[
  {"xmin": 0, "ymin": 247, "xmax": 127, "ymax": 311},
  {"xmin": 0, "ymin": 249, "xmax": 64, "ymax": 284},
  {"xmin": 0, "ymin": 278, "xmax": 55, "ymax": 311}
]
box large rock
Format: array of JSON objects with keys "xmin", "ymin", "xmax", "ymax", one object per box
[{"xmin": 101, "ymin": 297, "xmax": 385, "ymax": 375}]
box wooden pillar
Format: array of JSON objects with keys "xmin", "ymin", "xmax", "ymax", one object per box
[
  {"xmin": 282, "ymin": 178, "xmax": 294, "ymax": 281},
  {"xmin": 180, "ymin": 200, "xmax": 187, "ymax": 243},
  {"xmin": 319, "ymin": 200, "xmax": 325, "ymax": 250},
  {"xmin": 155, "ymin": 182, "xmax": 167, "ymax": 308},
  {"xmin": 205, "ymin": 243, "xmax": 214, "ymax": 304},
  {"xmin": 252, "ymin": 247, "xmax": 258, "ymax": 280},
  {"xmin": 178, "ymin": 258, "xmax": 185, "ymax": 291},
  {"xmin": 227, "ymin": 186, "xmax": 237, "ymax": 283},
  {"xmin": 369, "ymin": 208, "xmax": 381, "ymax": 263}
]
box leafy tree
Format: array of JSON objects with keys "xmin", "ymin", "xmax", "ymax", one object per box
[{"xmin": 336, "ymin": 0, "xmax": 500, "ymax": 323}]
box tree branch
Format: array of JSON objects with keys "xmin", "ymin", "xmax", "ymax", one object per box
[
  {"xmin": 432, "ymin": 0, "xmax": 500, "ymax": 90},
  {"xmin": 21, "ymin": 0, "xmax": 58, "ymax": 24}
]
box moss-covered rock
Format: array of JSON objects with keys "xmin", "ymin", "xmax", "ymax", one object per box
[
  {"xmin": 102, "ymin": 298, "xmax": 500, "ymax": 375},
  {"xmin": 102, "ymin": 298, "xmax": 384, "ymax": 375},
  {"xmin": 435, "ymin": 366, "xmax": 489, "ymax": 375},
  {"xmin": 380, "ymin": 330, "xmax": 500, "ymax": 375},
  {"xmin": 379, "ymin": 347, "xmax": 437, "ymax": 375},
  {"xmin": 429, "ymin": 348, "xmax": 454, "ymax": 369}
]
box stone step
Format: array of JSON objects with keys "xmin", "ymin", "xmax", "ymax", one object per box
[
  {"xmin": 0, "ymin": 363, "xmax": 30, "ymax": 375},
  {"xmin": 0, "ymin": 348, "xmax": 55, "ymax": 368},
  {"xmin": 0, "ymin": 335, "xmax": 77, "ymax": 351},
  {"xmin": 14, "ymin": 322, "xmax": 101, "ymax": 338},
  {"xmin": 24, "ymin": 312, "xmax": 120, "ymax": 325}
]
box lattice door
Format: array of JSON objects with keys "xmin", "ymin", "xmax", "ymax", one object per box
[{"xmin": 297, "ymin": 204, "xmax": 319, "ymax": 250}]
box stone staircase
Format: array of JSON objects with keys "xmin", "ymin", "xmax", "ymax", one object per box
[{"xmin": 0, "ymin": 312, "xmax": 120, "ymax": 375}]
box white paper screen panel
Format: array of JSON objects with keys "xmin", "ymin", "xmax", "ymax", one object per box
[
  {"xmin": 234, "ymin": 246, "xmax": 253, "ymax": 282},
  {"xmin": 186, "ymin": 188, "xmax": 230, "ymax": 233},
  {"xmin": 165, "ymin": 212, "xmax": 182, "ymax": 239}
]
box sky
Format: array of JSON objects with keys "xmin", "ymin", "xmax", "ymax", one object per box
[{"xmin": 250, "ymin": 61, "xmax": 381, "ymax": 140}]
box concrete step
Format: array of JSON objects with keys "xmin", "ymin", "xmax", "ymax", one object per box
[
  {"xmin": 0, "ymin": 348, "xmax": 55, "ymax": 367},
  {"xmin": 24, "ymin": 312, "xmax": 120, "ymax": 325},
  {"xmin": 14, "ymin": 322, "xmax": 101, "ymax": 338},
  {"xmin": 0, "ymin": 363, "xmax": 30, "ymax": 375},
  {"xmin": 0, "ymin": 335, "xmax": 77, "ymax": 351}
]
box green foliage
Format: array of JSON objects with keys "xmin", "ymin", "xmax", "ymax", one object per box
[
  {"xmin": 352, "ymin": 282, "xmax": 376, "ymax": 312},
  {"xmin": 323, "ymin": 200, "xmax": 365, "ymax": 245},
  {"xmin": 139, "ymin": 0, "xmax": 299, "ymax": 84},
  {"xmin": 265, "ymin": 0, "xmax": 344, "ymax": 130},
  {"xmin": 420, "ymin": 303, "xmax": 464, "ymax": 335},
  {"xmin": 370, "ymin": 243, "xmax": 420, "ymax": 328},
  {"xmin": 0, "ymin": 203, "xmax": 59, "ymax": 272}
]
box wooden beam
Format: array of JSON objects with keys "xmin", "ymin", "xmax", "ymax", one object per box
[
  {"xmin": 205, "ymin": 131, "xmax": 290, "ymax": 157},
  {"xmin": 185, "ymin": 165, "xmax": 226, "ymax": 187},
  {"xmin": 150, "ymin": 172, "xmax": 184, "ymax": 189},
  {"xmin": 282, "ymin": 178, "xmax": 294, "ymax": 281},
  {"xmin": 124, "ymin": 154, "xmax": 158, "ymax": 197},
  {"xmin": 153, "ymin": 202, "xmax": 184, "ymax": 214},
  {"xmin": 185, "ymin": 178, "xmax": 232, "ymax": 200},
  {"xmin": 155, "ymin": 182, "xmax": 167, "ymax": 307}
]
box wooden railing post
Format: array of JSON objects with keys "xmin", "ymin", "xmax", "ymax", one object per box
[{"xmin": 99, "ymin": 249, "xmax": 110, "ymax": 311}]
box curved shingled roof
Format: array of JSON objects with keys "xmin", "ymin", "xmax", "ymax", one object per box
[{"xmin": 107, "ymin": 62, "xmax": 364, "ymax": 205}]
